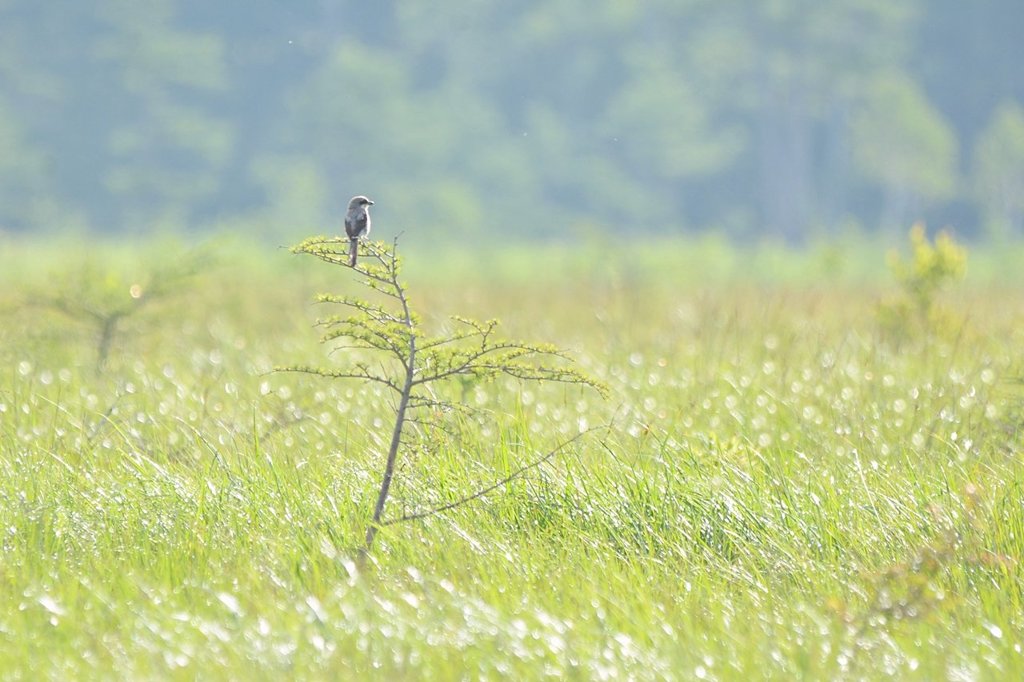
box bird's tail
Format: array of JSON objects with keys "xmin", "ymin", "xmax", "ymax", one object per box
[{"xmin": 349, "ymin": 237, "xmax": 358, "ymax": 266}]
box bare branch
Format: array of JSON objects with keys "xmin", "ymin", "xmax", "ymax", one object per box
[
  {"xmin": 381, "ymin": 428, "xmax": 598, "ymax": 526},
  {"xmin": 274, "ymin": 364, "xmax": 403, "ymax": 393}
]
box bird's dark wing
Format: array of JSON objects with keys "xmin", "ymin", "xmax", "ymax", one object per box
[{"xmin": 345, "ymin": 209, "xmax": 369, "ymax": 239}]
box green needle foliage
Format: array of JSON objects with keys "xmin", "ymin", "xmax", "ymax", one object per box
[{"xmin": 278, "ymin": 236, "xmax": 605, "ymax": 557}]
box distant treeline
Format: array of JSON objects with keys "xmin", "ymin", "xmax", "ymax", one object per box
[{"xmin": 1, "ymin": 0, "xmax": 1023, "ymax": 241}]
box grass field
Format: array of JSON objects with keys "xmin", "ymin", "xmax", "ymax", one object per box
[{"xmin": 1, "ymin": 233, "xmax": 1023, "ymax": 679}]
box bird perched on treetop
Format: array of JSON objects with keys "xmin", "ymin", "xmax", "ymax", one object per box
[{"xmin": 344, "ymin": 195, "xmax": 374, "ymax": 266}]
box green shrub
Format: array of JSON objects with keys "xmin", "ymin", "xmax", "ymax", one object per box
[{"xmin": 879, "ymin": 223, "xmax": 967, "ymax": 340}]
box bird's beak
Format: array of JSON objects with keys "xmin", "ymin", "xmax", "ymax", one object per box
[{"xmin": 368, "ymin": 200, "xmax": 375, "ymax": 205}]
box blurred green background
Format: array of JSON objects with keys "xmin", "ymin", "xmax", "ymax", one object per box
[{"xmin": 2, "ymin": 0, "xmax": 1023, "ymax": 245}]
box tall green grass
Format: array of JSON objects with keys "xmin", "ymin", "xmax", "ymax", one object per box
[{"xmin": 1, "ymin": 235, "xmax": 1022, "ymax": 679}]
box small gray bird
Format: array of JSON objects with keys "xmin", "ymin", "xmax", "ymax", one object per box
[{"xmin": 344, "ymin": 195, "xmax": 374, "ymax": 266}]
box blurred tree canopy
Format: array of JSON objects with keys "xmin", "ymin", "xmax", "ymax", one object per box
[{"xmin": 0, "ymin": 0, "xmax": 1022, "ymax": 242}]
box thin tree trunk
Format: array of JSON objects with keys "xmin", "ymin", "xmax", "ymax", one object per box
[
  {"xmin": 97, "ymin": 313, "xmax": 122, "ymax": 373},
  {"xmin": 362, "ymin": 289, "xmax": 417, "ymax": 557},
  {"xmin": 362, "ymin": 358, "xmax": 413, "ymax": 554}
]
